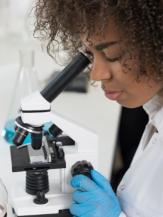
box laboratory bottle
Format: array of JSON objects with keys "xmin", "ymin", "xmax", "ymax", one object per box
[{"xmin": 2, "ymin": 49, "xmax": 40, "ymax": 144}]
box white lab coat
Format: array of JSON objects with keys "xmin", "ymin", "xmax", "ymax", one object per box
[{"xmin": 117, "ymin": 94, "xmax": 163, "ymax": 217}]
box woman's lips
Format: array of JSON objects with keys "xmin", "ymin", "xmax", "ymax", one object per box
[{"xmin": 104, "ymin": 90, "xmax": 123, "ymax": 100}]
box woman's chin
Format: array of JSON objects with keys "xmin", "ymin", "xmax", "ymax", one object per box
[{"xmin": 117, "ymin": 99, "xmax": 143, "ymax": 109}]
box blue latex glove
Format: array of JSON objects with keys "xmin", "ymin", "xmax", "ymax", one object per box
[{"xmin": 70, "ymin": 170, "xmax": 121, "ymax": 217}]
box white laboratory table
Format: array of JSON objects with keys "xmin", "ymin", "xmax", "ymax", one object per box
[{"xmin": 0, "ymin": 40, "xmax": 121, "ymax": 180}]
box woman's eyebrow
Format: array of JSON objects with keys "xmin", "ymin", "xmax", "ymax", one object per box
[{"xmin": 95, "ymin": 41, "xmax": 119, "ymax": 51}]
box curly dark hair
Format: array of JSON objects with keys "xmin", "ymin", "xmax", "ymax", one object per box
[{"xmin": 34, "ymin": 0, "xmax": 163, "ymax": 80}]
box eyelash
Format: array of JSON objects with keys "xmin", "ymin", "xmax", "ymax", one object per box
[{"xmin": 105, "ymin": 56, "xmax": 122, "ymax": 62}]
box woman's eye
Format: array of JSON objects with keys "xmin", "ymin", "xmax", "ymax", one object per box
[{"xmin": 104, "ymin": 45, "xmax": 124, "ymax": 62}]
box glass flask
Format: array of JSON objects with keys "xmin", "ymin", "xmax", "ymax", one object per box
[
  {"xmin": 2, "ymin": 49, "xmax": 40, "ymax": 145},
  {"xmin": 0, "ymin": 178, "xmax": 8, "ymax": 217}
]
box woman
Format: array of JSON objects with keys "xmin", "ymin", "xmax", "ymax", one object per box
[{"xmin": 35, "ymin": 1, "xmax": 162, "ymax": 216}]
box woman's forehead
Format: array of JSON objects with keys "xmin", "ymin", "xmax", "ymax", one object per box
[{"xmin": 81, "ymin": 22, "xmax": 122, "ymax": 48}]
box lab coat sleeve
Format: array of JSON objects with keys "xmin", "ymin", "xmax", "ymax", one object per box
[{"xmin": 119, "ymin": 212, "xmax": 127, "ymax": 217}]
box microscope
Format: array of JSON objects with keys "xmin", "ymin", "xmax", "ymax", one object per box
[{"xmin": 9, "ymin": 52, "xmax": 99, "ymax": 217}]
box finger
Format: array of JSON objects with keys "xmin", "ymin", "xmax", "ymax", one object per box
[
  {"xmin": 80, "ymin": 210, "xmax": 96, "ymax": 217},
  {"xmin": 91, "ymin": 170, "xmax": 114, "ymax": 196},
  {"xmin": 70, "ymin": 202, "xmax": 94, "ymax": 216},
  {"xmin": 72, "ymin": 190, "xmax": 95, "ymax": 203},
  {"xmin": 71, "ymin": 174, "xmax": 98, "ymax": 192}
]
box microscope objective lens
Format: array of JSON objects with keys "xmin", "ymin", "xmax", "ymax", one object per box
[
  {"xmin": 2, "ymin": 120, "xmax": 31, "ymax": 145},
  {"xmin": 2, "ymin": 121, "xmax": 53, "ymax": 146}
]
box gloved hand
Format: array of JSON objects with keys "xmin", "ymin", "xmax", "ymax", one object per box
[{"xmin": 70, "ymin": 169, "xmax": 121, "ymax": 217}]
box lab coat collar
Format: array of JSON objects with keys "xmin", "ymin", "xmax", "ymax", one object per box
[{"xmin": 143, "ymin": 92, "xmax": 163, "ymax": 133}]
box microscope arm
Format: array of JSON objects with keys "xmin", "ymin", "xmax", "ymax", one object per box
[{"xmin": 20, "ymin": 52, "xmax": 90, "ymax": 126}]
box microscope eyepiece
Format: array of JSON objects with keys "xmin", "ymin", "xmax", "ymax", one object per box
[{"xmin": 41, "ymin": 52, "xmax": 90, "ymax": 102}]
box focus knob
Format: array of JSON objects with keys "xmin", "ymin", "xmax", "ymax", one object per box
[{"xmin": 71, "ymin": 160, "xmax": 93, "ymax": 179}]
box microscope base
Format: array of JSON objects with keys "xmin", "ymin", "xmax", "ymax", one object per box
[{"xmin": 15, "ymin": 209, "xmax": 72, "ymax": 217}]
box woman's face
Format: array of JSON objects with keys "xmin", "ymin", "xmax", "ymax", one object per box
[{"xmin": 83, "ymin": 21, "xmax": 162, "ymax": 108}]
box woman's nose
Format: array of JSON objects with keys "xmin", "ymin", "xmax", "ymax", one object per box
[{"xmin": 90, "ymin": 56, "xmax": 112, "ymax": 81}]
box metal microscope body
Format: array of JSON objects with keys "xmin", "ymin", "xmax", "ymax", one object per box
[
  {"xmin": 9, "ymin": 53, "xmax": 99, "ymax": 217},
  {"xmin": 10, "ymin": 109, "xmax": 98, "ymax": 217}
]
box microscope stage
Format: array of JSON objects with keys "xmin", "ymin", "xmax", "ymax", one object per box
[{"xmin": 10, "ymin": 144, "xmax": 66, "ymax": 172}]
